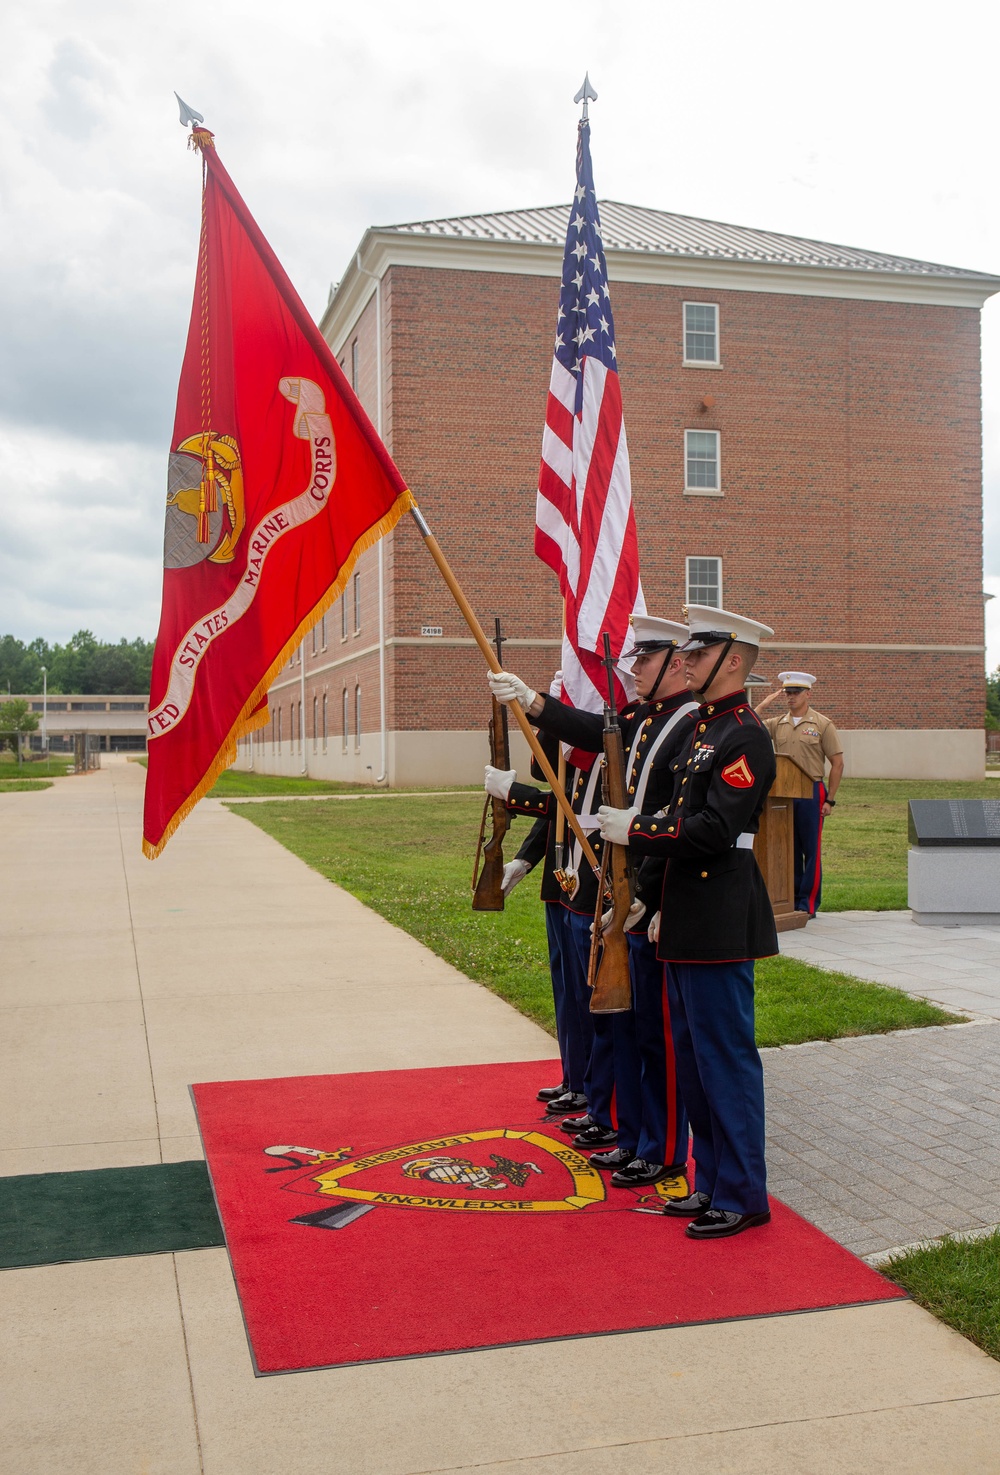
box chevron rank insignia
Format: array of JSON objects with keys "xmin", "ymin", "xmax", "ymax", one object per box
[{"xmin": 720, "ymin": 756, "xmax": 755, "ymax": 789}]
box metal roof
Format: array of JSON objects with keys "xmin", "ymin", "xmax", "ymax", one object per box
[{"xmin": 380, "ymin": 201, "xmax": 996, "ymax": 281}]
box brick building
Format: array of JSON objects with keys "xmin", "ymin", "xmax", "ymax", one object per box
[{"xmin": 241, "ymin": 203, "xmax": 1000, "ymax": 784}]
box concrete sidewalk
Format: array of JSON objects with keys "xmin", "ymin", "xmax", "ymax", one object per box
[
  {"xmin": 780, "ymin": 909, "xmax": 1000, "ymax": 1018},
  {"xmin": 2, "ymin": 765, "xmax": 999, "ymax": 1474}
]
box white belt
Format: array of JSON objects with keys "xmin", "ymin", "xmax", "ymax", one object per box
[{"xmin": 735, "ymin": 833, "xmax": 755, "ymax": 849}]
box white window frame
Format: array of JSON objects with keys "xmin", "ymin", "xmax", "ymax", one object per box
[
  {"xmin": 341, "ymin": 596, "xmax": 348, "ymax": 642},
  {"xmin": 353, "ymin": 571, "xmax": 361, "ymax": 634},
  {"xmin": 354, "ymin": 684, "xmax": 362, "ymax": 751},
  {"xmin": 322, "ymin": 692, "xmax": 328, "ymax": 752},
  {"xmin": 685, "ymin": 556, "xmax": 723, "ymax": 610},
  {"xmin": 312, "ymin": 695, "xmax": 318, "ymax": 753},
  {"xmin": 341, "ymin": 687, "xmax": 349, "ymax": 752},
  {"xmin": 351, "ymin": 339, "xmax": 360, "ymax": 392},
  {"xmin": 684, "ymin": 429, "xmax": 722, "ymax": 496},
  {"xmin": 321, "ymin": 613, "xmax": 327, "ymax": 650},
  {"xmin": 682, "ymin": 301, "xmax": 721, "ymax": 367}
]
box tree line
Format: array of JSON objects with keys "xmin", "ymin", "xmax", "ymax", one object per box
[{"xmin": 0, "ymin": 632, "xmax": 154, "ymax": 696}]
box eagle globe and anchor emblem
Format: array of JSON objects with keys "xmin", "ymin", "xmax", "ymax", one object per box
[
  {"xmin": 164, "ymin": 431, "xmax": 246, "ymax": 568},
  {"xmin": 262, "ymin": 1129, "xmax": 689, "ymax": 1230}
]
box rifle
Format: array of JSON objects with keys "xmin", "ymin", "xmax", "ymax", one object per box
[
  {"xmin": 587, "ymin": 632, "xmax": 634, "ymax": 1014},
  {"xmin": 472, "ymin": 617, "xmax": 511, "ymax": 911}
]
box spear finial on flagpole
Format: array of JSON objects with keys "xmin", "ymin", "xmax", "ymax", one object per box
[
  {"xmin": 175, "ymin": 93, "xmax": 205, "ymax": 129},
  {"xmin": 175, "ymin": 93, "xmax": 214, "ymax": 153},
  {"xmin": 574, "ymin": 73, "xmax": 597, "ymax": 122}
]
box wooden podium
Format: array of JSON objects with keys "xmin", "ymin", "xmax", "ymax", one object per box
[{"xmin": 755, "ymin": 755, "xmax": 815, "ymax": 932}]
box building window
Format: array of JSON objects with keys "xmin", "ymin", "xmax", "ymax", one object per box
[
  {"xmin": 298, "ymin": 700, "xmax": 303, "ymax": 755},
  {"xmin": 686, "ymin": 556, "xmax": 723, "ymax": 609},
  {"xmin": 354, "ymin": 684, "xmax": 362, "ymax": 749},
  {"xmin": 351, "ymin": 339, "xmax": 359, "ymax": 392},
  {"xmin": 311, "ymin": 625, "xmax": 317, "ymax": 655},
  {"xmin": 312, "ymin": 696, "xmax": 318, "ymax": 752},
  {"xmin": 341, "ymin": 596, "xmax": 348, "ymax": 641},
  {"xmin": 342, "ymin": 687, "xmax": 349, "ymax": 751},
  {"xmin": 683, "ymin": 302, "xmax": 719, "ymax": 365},
  {"xmin": 353, "ymin": 571, "xmax": 361, "ymax": 633},
  {"xmin": 322, "ymin": 692, "xmax": 328, "ymax": 752},
  {"xmin": 684, "ymin": 430, "xmax": 720, "ymax": 494},
  {"xmin": 321, "ymin": 613, "xmax": 327, "ymax": 649},
  {"xmin": 277, "ymin": 707, "xmax": 282, "ymax": 751}
]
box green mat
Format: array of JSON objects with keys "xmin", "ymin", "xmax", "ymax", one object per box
[{"xmin": 0, "ymin": 1160, "xmax": 224, "ymax": 1269}]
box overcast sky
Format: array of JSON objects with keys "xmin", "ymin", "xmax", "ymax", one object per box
[{"xmin": 2, "ymin": 0, "xmax": 998, "ymax": 667}]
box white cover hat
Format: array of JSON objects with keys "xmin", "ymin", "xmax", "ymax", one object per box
[
  {"xmin": 778, "ymin": 670, "xmax": 816, "ymax": 689},
  {"xmin": 682, "ymin": 605, "xmax": 775, "ymax": 651},
  {"xmin": 628, "ymin": 615, "xmax": 689, "ymax": 653}
]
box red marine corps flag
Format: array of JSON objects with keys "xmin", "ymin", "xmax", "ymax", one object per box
[{"xmin": 143, "ymin": 125, "xmax": 413, "ymax": 858}]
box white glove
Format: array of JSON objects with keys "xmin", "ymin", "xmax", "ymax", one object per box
[
  {"xmin": 488, "ymin": 670, "xmax": 538, "ymax": 709},
  {"xmin": 647, "ymin": 910, "xmax": 661, "ymax": 944},
  {"xmin": 593, "ymin": 898, "xmax": 646, "ymax": 936},
  {"xmin": 598, "ymin": 805, "xmax": 639, "ymax": 846},
  {"xmin": 501, "ymin": 859, "xmax": 530, "ymax": 896},
  {"xmin": 484, "ymin": 765, "xmax": 516, "ymax": 801},
  {"xmin": 548, "ymin": 668, "xmax": 564, "ymax": 698}
]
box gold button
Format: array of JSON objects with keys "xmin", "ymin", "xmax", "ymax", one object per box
[
  {"xmin": 629, "ymin": 786, "xmax": 635, "ymax": 794},
  {"xmin": 694, "ymin": 741, "xmax": 701, "ymax": 749},
  {"xmin": 707, "ymin": 705, "xmax": 715, "ymax": 714},
  {"xmin": 677, "ymin": 799, "xmax": 683, "ymax": 806},
  {"xmin": 682, "ymin": 777, "xmax": 688, "ymax": 784},
  {"xmin": 640, "ymin": 734, "xmax": 647, "ymax": 743},
  {"xmin": 699, "ymin": 724, "xmax": 707, "ymax": 733},
  {"xmin": 650, "ymin": 824, "xmax": 657, "ymax": 832},
  {"xmin": 645, "ymin": 717, "xmax": 652, "ymax": 727},
  {"xmin": 700, "ymin": 870, "xmax": 708, "ymax": 879}
]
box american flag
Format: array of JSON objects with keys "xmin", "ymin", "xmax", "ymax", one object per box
[{"xmin": 535, "ymin": 117, "xmax": 644, "ymax": 720}]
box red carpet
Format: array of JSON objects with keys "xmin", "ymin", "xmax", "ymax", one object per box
[{"xmin": 192, "ymin": 1061, "xmax": 905, "ymax": 1374}]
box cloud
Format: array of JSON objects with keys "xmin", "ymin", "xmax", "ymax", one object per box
[{"xmin": 0, "ymin": 0, "xmax": 998, "ymax": 650}]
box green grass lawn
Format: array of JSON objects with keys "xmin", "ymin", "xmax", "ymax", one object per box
[
  {"xmin": 887, "ymin": 1231, "xmax": 1000, "ymax": 1362},
  {"xmin": 229, "ymin": 794, "xmax": 957, "ymax": 1046},
  {"xmin": 0, "ymin": 753, "xmax": 73, "ymax": 779},
  {"xmin": 823, "ymin": 777, "xmax": 999, "ymax": 911},
  {"xmin": 0, "ymin": 779, "xmax": 54, "ymax": 792}
]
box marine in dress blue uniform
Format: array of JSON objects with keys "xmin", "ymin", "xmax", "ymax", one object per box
[
  {"xmin": 488, "ymin": 618, "xmax": 697, "ymax": 1189},
  {"xmin": 486, "ymin": 752, "xmax": 627, "ymax": 1150},
  {"xmin": 598, "ymin": 606, "xmax": 779, "ymax": 1241}
]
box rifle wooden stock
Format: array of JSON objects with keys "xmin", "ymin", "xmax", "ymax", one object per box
[
  {"xmin": 589, "ymin": 723, "xmax": 634, "ymax": 1014},
  {"xmin": 410, "ymin": 506, "xmax": 601, "ymax": 875},
  {"xmin": 472, "ymin": 697, "xmax": 510, "ymax": 911}
]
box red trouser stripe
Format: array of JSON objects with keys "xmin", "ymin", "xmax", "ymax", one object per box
[
  {"xmin": 807, "ymin": 782, "xmax": 826, "ymax": 915},
  {"xmin": 662, "ymin": 964, "xmax": 681, "ymax": 1166}
]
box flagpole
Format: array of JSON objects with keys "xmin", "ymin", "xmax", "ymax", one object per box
[{"xmin": 408, "ymin": 503, "xmax": 601, "ymax": 873}]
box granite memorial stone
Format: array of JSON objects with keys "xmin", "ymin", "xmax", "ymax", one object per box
[{"xmin": 908, "ymin": 799, "xmax": 1000, "ymax": 926}]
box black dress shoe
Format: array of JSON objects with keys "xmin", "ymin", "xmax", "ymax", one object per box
[
  {"xmin": 661, "ymin": 1190, "xmax": 711, "ymax": 1217},
  {"xmin": 544, "ymin": 1092, "xmax": 587, "ymax": 1116},
  {"xmin": 558, "ymin": 1113, "xmax": 594, "ymax": 1134},
  {"xmin": 572, "ymin": 1123, "xmax": 617, "ymax": 1148},
  {"xmin": 537, "ymin": 1083, "xmax": 568, "ymax": 1102},
  {"xmin": 589, "ymin": 1147, "xmax": 635, "ymax": 1170},
  {"xmin": 685, "ymin": 1208, "xmax": 772, "ymax": 1240},
  {"xmin": 610, "ymin": 1158, "xmax": 669, "ymax": 1187}
]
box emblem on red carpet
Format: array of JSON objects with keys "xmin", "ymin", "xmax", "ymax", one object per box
[
  {"xmin": 720, "ymin": 755, "xmax": 755, "ymax": 788},
  {"xmin": 264, "ymin": 1128, "xmax": 606, "ymax": 1217}
]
